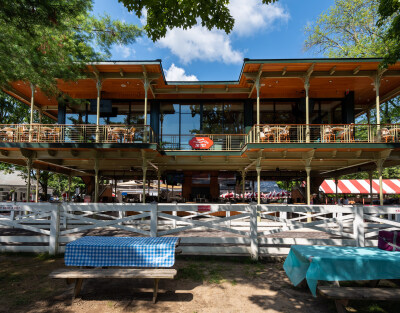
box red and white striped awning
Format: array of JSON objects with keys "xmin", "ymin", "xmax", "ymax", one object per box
[{"xmin": 320, "ymin": 179, "xmax": 400, "ymax": 194}]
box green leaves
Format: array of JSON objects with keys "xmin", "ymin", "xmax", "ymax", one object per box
[
  {"xmin": 0, "ymin": 1, "xmax": 142, "ymax": 95},
  {"xmin": 304, "ymin": 0, "xmax": 388, "ymax": 58},
  {"xmin": 118, "ymin": 0, "xmax": 277, "ymax": 42}
]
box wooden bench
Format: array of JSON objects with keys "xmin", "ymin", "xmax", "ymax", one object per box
[
  {"xmin": 318, "ymin": 286, "xmax": 400, "ymax": 313},
  {"xmin": 50, "ymin": 268, "xmax": 177, "ymax": 303}
]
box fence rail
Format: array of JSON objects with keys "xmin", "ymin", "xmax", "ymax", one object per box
[{"xmin": 1, "ymin": 203, "xmax": 399, "ymax": 258}]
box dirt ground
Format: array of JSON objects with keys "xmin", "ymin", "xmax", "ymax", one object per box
[{"xmin": 0, "ymin": 253, "xmax": 398, "ymax": 313}]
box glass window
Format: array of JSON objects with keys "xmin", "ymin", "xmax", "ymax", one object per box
[
  {"xmin": 203, "ymin": 102, "xmax": 224, "ymax": 134},
  {"xmin": 224, "ymin": 102, "xmax": 243, "ymax": 133}
]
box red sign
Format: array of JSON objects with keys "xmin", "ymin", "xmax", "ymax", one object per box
[
  {"xmin": 198, "ymin": 205, "xmax": 211, "ymax": 212},
  {"xmin": 189, "ymin": 137, "xmax": 214, "ymax": 149}
]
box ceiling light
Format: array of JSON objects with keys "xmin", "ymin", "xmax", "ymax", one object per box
[
  {"xmin": 260, "ymin": 84, "xmax": 265, "ymax": 87},
  {"xmin": 329, "ymin": 80, "xmax": 332, "ymax": 83},
  {"xmin": 121, "ymin": 84, "xmax": 127, "ymax": 87}
]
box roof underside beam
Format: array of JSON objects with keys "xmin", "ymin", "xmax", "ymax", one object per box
[
  {"xmin": 154, "ymin": 88, "xmax": 251, "ymax": 94},
  {"xmin": 244, "ymin": 70, "xmax": 400, "ymax": 80}
]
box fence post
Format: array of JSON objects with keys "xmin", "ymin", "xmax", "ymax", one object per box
[
  {"xmin": 49, "ymin": 204, "xmax": 61, "ymax": 255},
  {"xmin": 172, "ymin": 202, "xmax": 177, "ymax": 229},
  {"xmin": 353, "ymin": 206, "xmax": 365, "ymax": 247},
  {"xmin": 150, "ymin": 204, "xmax": 158, "ymax": 237},
  {"xmin": 250, "ymin": 203, "xmax": 259, "ymax": 260}
]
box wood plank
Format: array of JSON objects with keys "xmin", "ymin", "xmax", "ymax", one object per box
[
  {"xmin": 50, "ymin": 268, "xmax": 177, "ymax": 279},
  {"xmin": 318, "ymin": 286, "xmax": 400, "ymax": 301}
]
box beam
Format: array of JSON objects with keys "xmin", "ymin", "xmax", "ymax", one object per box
[
  {"xmin": 244, "ymin": 70, "xmax": 400, "ymax": 80},
  {"xmin": 154, "ymin": 88, "xmax": 251, "ymax": 94},
  {"xmin": 248, "ymin": 65, "xmax": 263, "ymax": 98}
]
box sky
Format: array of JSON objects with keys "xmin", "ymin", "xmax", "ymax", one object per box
[{"xmin": 92, "ymin": 0, "xmax": 335, "ymax": 81}]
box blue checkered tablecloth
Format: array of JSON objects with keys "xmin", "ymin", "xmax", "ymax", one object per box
[{"xmin": 65, "ymin": 236, "xmax": 179, "ymax": 267}]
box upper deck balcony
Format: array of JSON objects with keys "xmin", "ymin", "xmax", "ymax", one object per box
[{"xmin": 1, "ymin": 123, "xmax": 399, "ymax": 151}]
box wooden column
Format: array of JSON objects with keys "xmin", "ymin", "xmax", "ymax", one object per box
[
  {"xmin": 304, "ymin": 78, "xmax": 310, "ymax": 143},
  {"xmin": 94, "ymin": 158, "xmax": 99, "ymax": 203},
  {"xmin": 29, "ymin": 84, "xmax": 35, "ymax": 142},
  {"xmin": 368, "ymin": 171, "xmax": 373, "ymax": 204},
  {"xmin": 374, "ymin": 75, "xmax": 381, "ymax": 132},
  {"xmin": 67, "ymin": 175, "xmax": 72, "ymax": 202},
  {"xmin": 142, "ymin": 166, "xmax": 147, "ymax": 204},
  {"xmin": 26, "ymin": 158, "xmax": 32, "ymax": 202},
  {"xmin": 95, "ymin": 79, "xmax": 102, "ymax": 143},
  {"xmin": 256, "ymin": 167, "xmax": 261, "ymax": 205},
  {"xmin": 376, "ymin": 160, "xmax": 384, "ymax": 206},
  {"xmin": 241, "ymin": 169, "xmax": 246, "ymax": 198},
  {"xmin": 157, "ymin": 171, "xmax": 161, "ymax": 202},
  {"xmin": 334, "ymin": 177, "xmax": 338, "ymax": 204},
  {"xmin": 35, "ymin": 170, "xmax": 40, "ymax": 202}
]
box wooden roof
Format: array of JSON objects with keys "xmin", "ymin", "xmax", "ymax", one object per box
[{"xmin": 4, "ymin": 58, "xmax": 400, "ymax": 118}]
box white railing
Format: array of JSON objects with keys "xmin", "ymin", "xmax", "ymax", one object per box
[{"xmin": 0, "ymin": 202, "xmax": 399, "ymax": 258}]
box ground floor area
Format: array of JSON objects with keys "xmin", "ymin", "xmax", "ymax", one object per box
[{"xmin": 1, "ymin": 253, "xmax": 398, "ymax": 313}]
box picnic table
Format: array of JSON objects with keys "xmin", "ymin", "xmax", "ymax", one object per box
[
  {"xmin": 283, "ymin": 245, "xmax": 400, "ymax": 312},
  {"xmin": 51, "ymin": 236, "xmax": 180, "ymax": 302},
  {"xmin": 283, "ymin": 245, "xmax": 400, "ymax": 296}
]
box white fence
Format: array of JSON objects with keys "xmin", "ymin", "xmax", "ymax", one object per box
[{"xmin": 0, "ymin": 202, "xmax": 399, "ymax": 258}]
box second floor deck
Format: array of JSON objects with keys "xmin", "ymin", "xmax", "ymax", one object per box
[{"xmin": 0, "ymin": 123, "xmax": 399, "ymax": 151}]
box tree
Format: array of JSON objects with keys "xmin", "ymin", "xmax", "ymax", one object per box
[
  {"xmin": 118, "ymin": 0, "xmax": 278, "ymax": 41},
  {"xmin": 377, "ymin": 0, "xmax": 400, "ymax": 67},
  {"xmin": 0, "ymin": 1, "xmax": 142, "ymax": 94},
  {"xmin": 304, "ymin": 0, "xmax": 400, "ymax": 179},
  {"xmin": 304, "ymin": 0, "xmax": 390, "ymax": 58}
]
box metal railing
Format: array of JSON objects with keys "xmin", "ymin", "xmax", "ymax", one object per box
[
  {"xmin": 1, "ymin": 123, "xmax": 400, "ymax": 147},
  {"xmin": 246, "ymin": 124, "xmax": 400, "ymax": 144},
  {"xmin": 0, "ymin": 124, "xmax": 157, "ymax": 144},
  {"xmin": 160, "ymin": 133, "xmax": 247, "ymax": 151}
]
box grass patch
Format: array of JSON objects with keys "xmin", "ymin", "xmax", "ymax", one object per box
[{"xmin": 178, "ymin": 264, "xmax": 206, "ymax": 281}]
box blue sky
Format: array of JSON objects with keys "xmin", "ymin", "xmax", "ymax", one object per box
[{"xmin": 93, "ymin": 0, "xmax": 335, "ymax": 81}]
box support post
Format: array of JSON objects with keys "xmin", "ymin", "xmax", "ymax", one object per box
[
  {"xmin": 94, "ymin": 158, "xmax": 99, "ymax": 203},
  {"xmin": 374, "ymin": 74, "xmax": 381, "ymax": 133},
  {"xmin": 241, "ymin": 169, "xmax": 246, "ymax": 199},
  {"xmin": 49, "ymin": 204, "xmax": 61, "ymax": 255},
  {"xmin": 142, "ymin": 166, "xmax": 147, "ymax": 204},
  {"xmin": 35, "ymin": 170, "xmax": 40, "ymax": 202},
  {"xmin": 255, "ymin": 77, "xmax": 260, "ymax": 142},
  {"xmin": 143, "ymin": 75, "xmax": 149, "ymax": 142},
  {"xmin": 334, "ymin": 177, "xmax": 338, "ymax": 204},
  {"xmin": 150, "ymin": 204, "xmax": 158, "ymax": 237},
  {"xmin": 256, "ymin": 166, "xmax": 261, "ymax": 222},
  {"xmin": 157, "ymin": 171, "xmax": 161, "ymax": 202},
  {"xmin": 29, "ymin": 83, "xmax": 35, "ymax": 142},
  {"xmin": 26, "ymin": 158, "xmax": 32, "ymax": 202},
  {"xmin": 67, "ymin": 175, "xmax": 72, "ymax": 202},
  {"xmin": 376, "ymin": 159, "xmax": 384, "ymax": 206},
  {"xmin": 250, "ymin": 203, "xmax": 259, "ymax": 260},
  {"xmin": 95, "ymin": 79, "xmax": 102, "ymax": 143},
  {"xmin": 368, "ymin": 171, "xmax": 373, "ymax": 205},
  {"xmin": 304, "ymin": 78, "xmax": 310, "ymax": 143},
  {"xmin": 306, "ymin": 166, "xmax": 311, "ymax": 222},
  {"xmin": 353, "ymin": 206, "xmax": 365, "ymax": 247}
]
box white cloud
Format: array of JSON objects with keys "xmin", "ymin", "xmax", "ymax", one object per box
[
  {"xmin": 158, "ymin": 25, "xmax": 243, "ymax": 64},
  {"xmin": 164, "ymin": 64, "xmax": 198, "ymax": 81},
  {"xmin": 115, "ymin": 44, "xmax": 135, "ymax": 59},
  {"xmin": 229, "ymin": 0, "xmax": 289, "ymax": 37},
  {"xmin": 156, "ymin": 1, "xmax": 289, "ymax": 64}
]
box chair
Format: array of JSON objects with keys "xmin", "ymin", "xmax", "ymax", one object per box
[
  {"xmin": 381, "ymin": 128, "xmax": 394, "ymax": 142},
  {"xmin": 49, "ymin": 127, "xmax": 61, "ymax": 142},
  {"xmin": 322, "ymin": 125, "xmax": 335, "ymax": 142},
  {"xmin": 260, "ymin": 125, "xmax": 274, "ymax": 142},
  {"xmin": 279, "ymin": 126, "xmax": 291, "ymax": 142},
  {"xmin": 124, "ymin": 127, "xmax": 136, "ymax": 143},
  {"xmin": 107, "ymin": 127, "xmax": 121, "ymax": 142}
]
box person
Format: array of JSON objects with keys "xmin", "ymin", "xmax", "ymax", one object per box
[
  {"xmin": 343, "ymin": 196, "xmax": 349, "ymax": 205},
  {"xmin": 338, "ymin": 198, "xmax": 342, "ymax": 205}
]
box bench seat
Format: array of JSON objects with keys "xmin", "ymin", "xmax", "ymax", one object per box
[
  {"xmin": 318, "ymin": 286, "xmax": 400, "ymax": 313},
  {"xmin": 50, "ymin": 268, "xmax": 177, "ymax": 303}
]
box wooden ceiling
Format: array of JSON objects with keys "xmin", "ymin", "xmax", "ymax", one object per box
[{"xmin": 4, "ymin": 59, "xmax": 400, "ymax": 118}]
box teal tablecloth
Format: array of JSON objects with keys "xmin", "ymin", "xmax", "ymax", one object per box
[{"xmin": 283, "ymin": 245, "xmax": 400, "ymax": 296}]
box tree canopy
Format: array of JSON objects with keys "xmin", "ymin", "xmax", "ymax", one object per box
[
  {"xmin": 304, "ymin": 0, "xmax": 389, "ymax": 58},
  {"xmin": 0, "ymin": 0, "xmax": 142, "ymax": 94},
  {"xmin": 118, "ymin": 0, "xmax": 278, "ymax": 41},
  {"xmin": 377, "ymin": 0, "xmax": 400, "ymax": 66}
]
